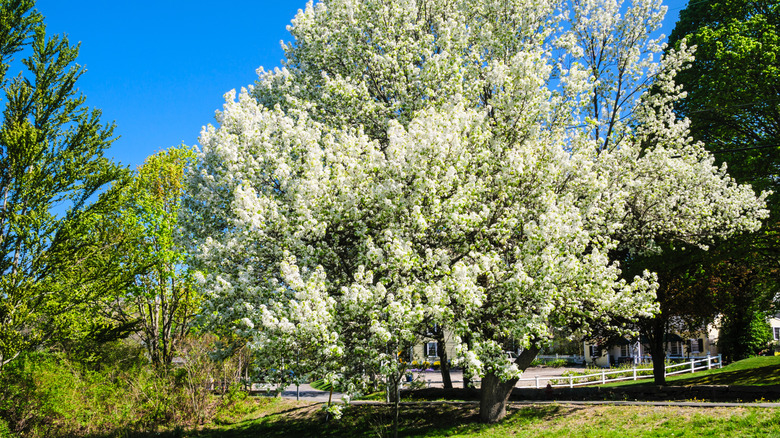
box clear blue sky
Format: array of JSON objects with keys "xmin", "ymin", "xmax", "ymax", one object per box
[{"xmin": 34, "ymin": 0, "xmax": 689, "ymax": 170}]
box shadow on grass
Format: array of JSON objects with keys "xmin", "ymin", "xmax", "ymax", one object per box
[
  {"xmin": 669, "ymin": 363, "xmax": 780, "ymax": 386},
  {"xmin": 70, "ymin": 403, "xmax": 578, "ymax": 438}
]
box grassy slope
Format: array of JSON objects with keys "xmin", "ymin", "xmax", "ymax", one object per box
[{"xmin": 604, "ymin": 355, "xmax": 780, "ymax": 388}]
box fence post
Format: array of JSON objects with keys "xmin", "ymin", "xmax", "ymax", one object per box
[
  {"xmin": 569, "ymin": 375, "xmax": 573, "ymax": 388},
  {"xmin": 707, "ymin": 353, "xmax": 712, "ymax": 370},
  {"xmin": 633, "ymin": 367, "xmax": 637, "ymax": 380},
  {"xmin": 601, "ymin": 369, "xmax": 606, "ymax": 384},
  {"xmin": 690, "ymin": 358, "xmax": 695, "ymax": 373},
  {"xmin": 535, "ymin": 375, "xmax": 540, "ymax": 389}
]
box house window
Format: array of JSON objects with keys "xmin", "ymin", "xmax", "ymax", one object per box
[
  {"xmin": 620, "ymin": 344, "xmax": 630, "ymax": 357},
  {"xmin": 426, "ymin": 342, "xmax": 438, "ymax": 357},
  {"xmin": 669, "ymin": 341, "xmax": 682, "ymax": 356},
  {"xmin": 689, "ymin": 338, "xmax": 704, "ymax": 354},
  {"xmin": 773, "ymin": 327, "xmax": 780, "ymax": 341},
  {"xmin": 589, "ymin": 345, "xmax": 600, "ymax": 357}
]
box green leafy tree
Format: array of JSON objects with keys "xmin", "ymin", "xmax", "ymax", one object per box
[
  {"xmin": 666, "ymin": 0, "xmax": 779, "ymax": 363},
  {"xmin": 104, "ymin": 147, "xmax": 198, "ymax": 366},
  {"xmin": 0, "ymin": 0, "xmax": 126, "ymax": 369},
  {"xmin": 669, "ymin": 0, "xmax": 779, "ymax": 185},
  {"xmin": 709, "ymin": 259, "xmax": 774, "ymax": 361}
]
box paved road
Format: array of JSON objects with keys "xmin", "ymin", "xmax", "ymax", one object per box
[{"xmin": 277, "ymin": 383, "xmax": 344, "ymax": 402}]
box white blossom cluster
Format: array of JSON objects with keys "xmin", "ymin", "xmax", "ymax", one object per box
[{"xmin": 184, "ymin": 0, "xmax": 768, "ymax": 388}]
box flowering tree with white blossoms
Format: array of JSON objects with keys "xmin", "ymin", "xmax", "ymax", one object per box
[{"xmin": 185, "ymin": 0, "xmax": 768, "ymax": 423}]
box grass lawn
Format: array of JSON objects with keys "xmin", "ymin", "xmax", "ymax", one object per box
[
  {"xmin": 603, "ymin": 355, "xmax": 780, "ymax": 388},
  {"xmin": 137, "ymin": 398, "xmax": 780, "ymax": 438},
  {"xmin": 70, "ymin": 357, "xmax": 780, "ymax": 437}
]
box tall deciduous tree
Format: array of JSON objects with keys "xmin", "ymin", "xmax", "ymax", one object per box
[
  {"xmin": 664, "ymin": 0, "xmax": 780, "ymax": 363},
  {"xmin": 0, "ymin": 0, "xmax": 126, "ymax": 369},
  {"xmin": 104, "ymin": 147, "xmax": 198, "ymax": 366},
  {"xmin": 186, "ymin": 0, "xmax": 767, "ymax": 423}
]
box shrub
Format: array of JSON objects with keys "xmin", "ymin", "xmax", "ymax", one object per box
[
  {"xmin": 0, "ymin": 336, "xmax": 249, "ymax": 437},
  {"xmin": 0, "ymin": 419, "xmax": 12, "ymax": 438}
]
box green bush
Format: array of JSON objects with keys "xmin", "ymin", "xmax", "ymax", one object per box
[
  {"xmin": 529, "ymin": 358, "xmax": 571, "ymax": 368},
  {"xmin": 0, "ymin": 418, "xmax": 12, "ymax": 438},
  {"xmin": 0, "ymin": 349, "xmax": 171, "ymax": 437},
  {"xmin": 0, "ymin": 337, "xmax": 249, "ymax": 437},
  {"xmin": 546, "ymin": 359, "xmax": 568, "ymax": 368}
]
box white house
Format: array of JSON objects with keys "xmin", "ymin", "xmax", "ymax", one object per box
[
  {"xmin": 770, "ymin": 313, "xmax": 780, "ymax": 351},
  {"xmin": 583, "ymin": 321, "xmax": 720, "ymax": 367}
]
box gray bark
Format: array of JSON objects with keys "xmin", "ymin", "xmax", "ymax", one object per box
[{"xmin": 479, "ymin": 346, "xmax": 540, "ymax": 423}]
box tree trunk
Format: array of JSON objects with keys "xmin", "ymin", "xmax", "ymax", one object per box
[
  {"xmin": 651, "ymin": 347, "xmax": 666, "ymax": 385},
  {"xmin": 393, "ymin": 393, "xmax": 400, "ymax": 438},
  {"xmin": 479, "ymin": 346, "xmax": 540, "ymax": 423},
  {"xmin": 387, "ymin": 373, "xmax": 400, "ymax": 403},
  {"xmin": 439, "ymin": 353, "xmax": 453, "ymax": 389},
  {"xmin": 462, "ymin": 332, "xmax": 472, "ymax": 388},
  {"xmin": 479, "ymin": 372, "xmax": 518, "ymax": 423},
  {"xmin": 433, "ymin": 326, "xmax": 453, "ymax": 388},
  {"xmin": 647, "ymin": 316, "xmax": 667, "ymax": 385}
]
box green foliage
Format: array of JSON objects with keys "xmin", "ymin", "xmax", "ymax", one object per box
[
  {"xmin": 103, "ymin": 146, "xmax": 199, "ymax": 366},
  {"xmin": 529, "ymin": 358, "xmax": 573, "ymax": 368},
  {"xmin": 639, "ymin": 0, "xmax": 780, "ymax": 377},
  {"xmin": 669, "ymin": 0, "xmax": 779, "ymax": 191},
  {"xmin": 0, "ymin": 336, "xmax": 250, "ymax": 437},
  {"xmin": 544, "ymin": 359, "xmax": 569, "ymax": 368},
  {"xmin": 0, "ymin": 0, "xmax": 127, "ymax": 369},
  {"xmin": 718, "ymin": 311, "xmax": 772, "ymax": 362}
]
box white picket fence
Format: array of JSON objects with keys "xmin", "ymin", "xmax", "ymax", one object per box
[{"xmin": 521, "ymin": 354, "xmax": 723, "ymax": 389}]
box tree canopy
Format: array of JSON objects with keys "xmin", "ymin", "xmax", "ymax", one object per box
[
  {"xmin": 98, "ymin": 147, "xmax": 198, "ymax": 366},
  {"xmin": 0, "ymin": 0, "xmax": 126, "ymax": 369},
  {"xmin": 185, "ymin": 0, "xmax": 767, "ymax": 423},
  {"xmin": 669, "ymin": 0, "xmax": 779, "ymax": 193},
  {"xmin": 666, "ymin": 0, "xmax": 780, "ymax": 361}
]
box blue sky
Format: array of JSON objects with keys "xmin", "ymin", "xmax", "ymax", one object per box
[{"xmin": 34, "ymin": 0, "xmax": 688, "ymax": 170}]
